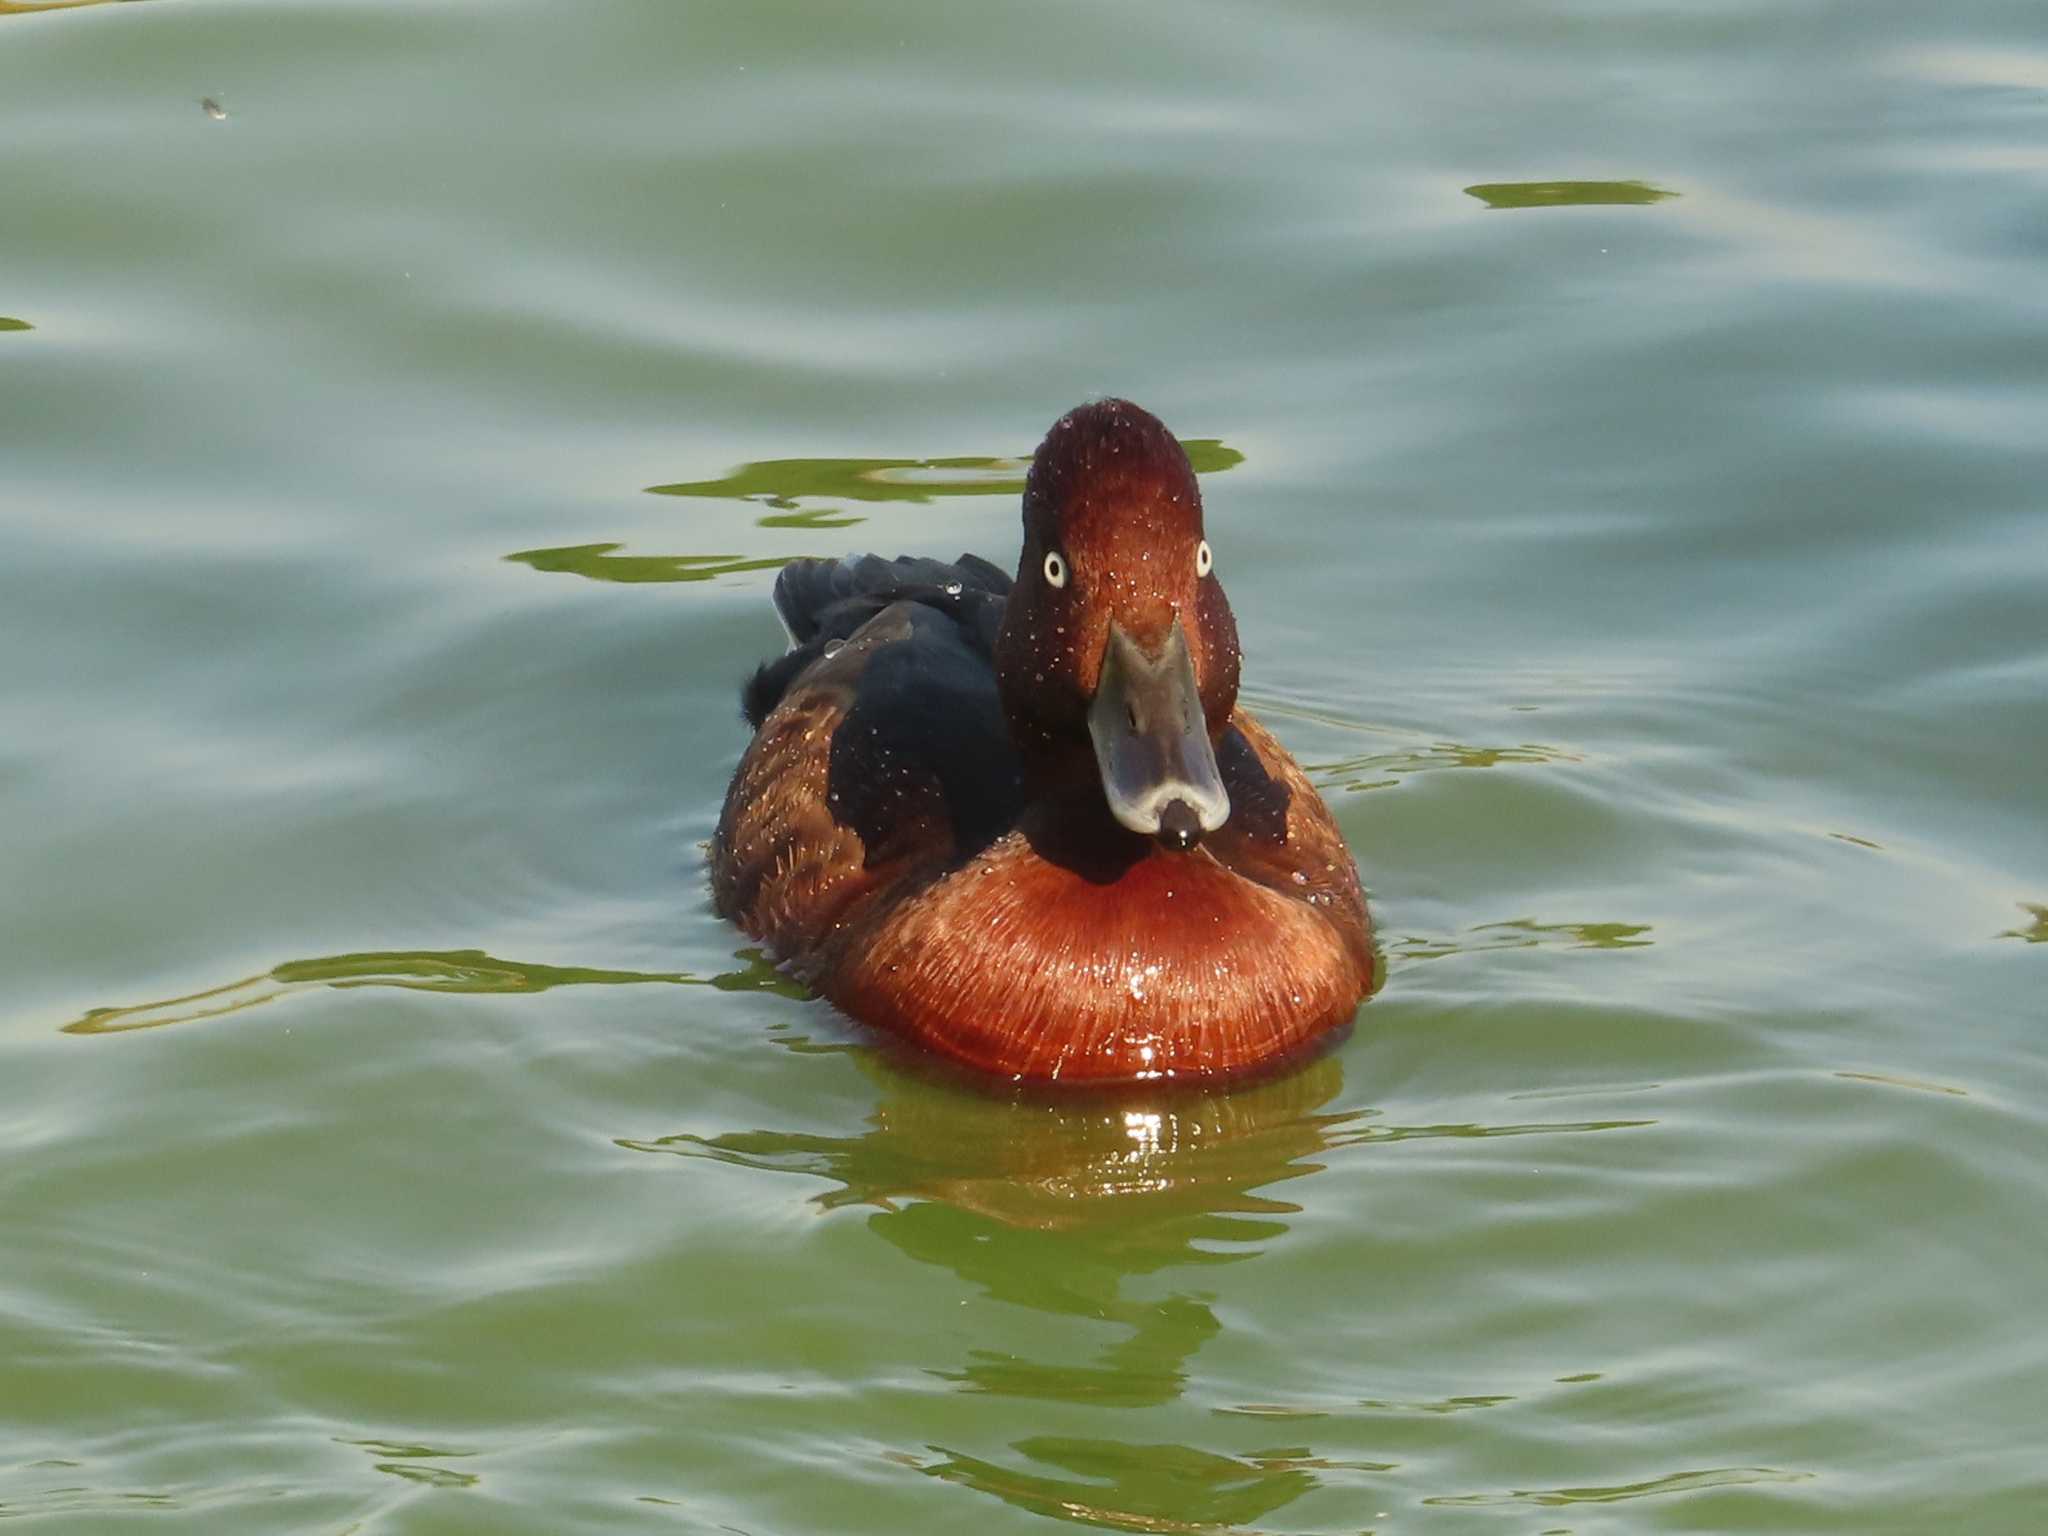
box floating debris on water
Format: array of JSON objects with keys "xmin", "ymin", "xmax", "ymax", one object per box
[{"xmin": 201, "ymin": 96, "xmax": 227, "ymax": 121}]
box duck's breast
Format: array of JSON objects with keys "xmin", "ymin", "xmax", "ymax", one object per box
[{"xmin": 820, "ymin": 711, "xmax": 1372, "ymax": 1082}]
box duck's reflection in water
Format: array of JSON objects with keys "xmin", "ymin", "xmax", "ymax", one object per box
[
  {"xmin": 624, "ymin": 1056, "xmax": 1359, "ymax": 1530},
  {"xmin": 624, "ymin": 1056, "xmax": 1351, "ymax": 1409}
]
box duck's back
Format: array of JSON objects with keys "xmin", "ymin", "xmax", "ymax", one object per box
[
  {"xmin": 713, "ymin": 554, "xmax": 1024, "ymax": 963},
  {"xmin": 739, "ymin": 553, "xmax": 1010, "ymax": 726}
]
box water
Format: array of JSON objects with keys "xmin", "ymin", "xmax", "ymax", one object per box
[{"xmin": 3, "ymin": 0, "xmax": 2045, "ymax": 1530}]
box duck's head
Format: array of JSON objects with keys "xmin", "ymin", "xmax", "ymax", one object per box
[{"xmin": 996, "ymin": 399, "xmax": 1242, "ymax": 851}]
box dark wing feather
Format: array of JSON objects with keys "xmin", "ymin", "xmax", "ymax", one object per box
[
  {"xmin": 824, "ymin": 602, "xmax": 1023, "ymax": 864},
  {"xmin": 744, "ymin": 553, "xmax": 1012, "ymax": 727},
  {"xmin": 772, "ymin": 553, "xmax": 1010, "ymax": 643}
]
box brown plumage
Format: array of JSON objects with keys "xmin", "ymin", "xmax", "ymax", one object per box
[{"xmin": 711, "ymin": 399, "xmax": 1373, "ymax": 1083}]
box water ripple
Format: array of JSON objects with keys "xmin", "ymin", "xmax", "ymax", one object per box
[
  {"xmin": 58, "ymin": 945, "xmax": 803, "ymax": 1034},
  {"xmin": 1426, "ymin": 1464, "xmax": 1813, "ymax": 1507},
  {"xmin": 907, "ymin": 1436, "xmax": 1316, "ymax": 1534}
]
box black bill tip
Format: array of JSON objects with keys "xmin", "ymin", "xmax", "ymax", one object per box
[{"xmin": 1155, "ymin": 799, "xmax": 1203, "ymax": 852}]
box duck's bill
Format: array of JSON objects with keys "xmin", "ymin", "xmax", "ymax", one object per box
[{"xmin": 1087, "ymin": 618, "xmax": 1231, "ymax": 850}]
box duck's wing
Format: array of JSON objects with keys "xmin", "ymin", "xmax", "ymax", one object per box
[
  {"xmin": 714, "ymin": 594, "xmax": 1025, "ymax": 963},
  {"xmin": 745, "ymin": 553, "xmax": 1011, "ymax": 727}
]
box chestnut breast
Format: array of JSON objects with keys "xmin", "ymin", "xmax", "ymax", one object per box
[{"xmin": 811, "ymin": 711, "xmax": 1373, "ymax": 1082}]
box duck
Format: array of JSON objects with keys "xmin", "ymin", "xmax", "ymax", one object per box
[{"xmin": 711, "ymin": 399, "xmax": 1374, "ymax": 1083}]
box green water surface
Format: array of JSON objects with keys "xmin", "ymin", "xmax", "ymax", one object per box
[{"xmin": 3, "ymin": 1, "xmax": 2045, "ymax": 1532}]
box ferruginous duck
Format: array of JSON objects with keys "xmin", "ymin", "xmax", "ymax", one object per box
[{"xmin": 710, "ymin": 399, "xmax": 1373, "ymax": 1082}]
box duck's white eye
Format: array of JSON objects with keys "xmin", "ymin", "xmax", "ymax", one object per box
[
  {"xmin": 1195, "ymin": 539, "xmax": 1214, "ymax": 578},
  {"xmin": 1043, "ymin": 549, "xmax": 1068, "ymax": 588}
]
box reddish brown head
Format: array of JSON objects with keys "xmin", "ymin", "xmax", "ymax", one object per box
[{"xmin": 996, "ymin": 399, "xmax": 1243, "ymax": 849}]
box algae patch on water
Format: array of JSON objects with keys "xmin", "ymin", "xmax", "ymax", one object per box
[{"xmin": 1464, "ymin": 179, "xmax": 1677, "ymax": 209}]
